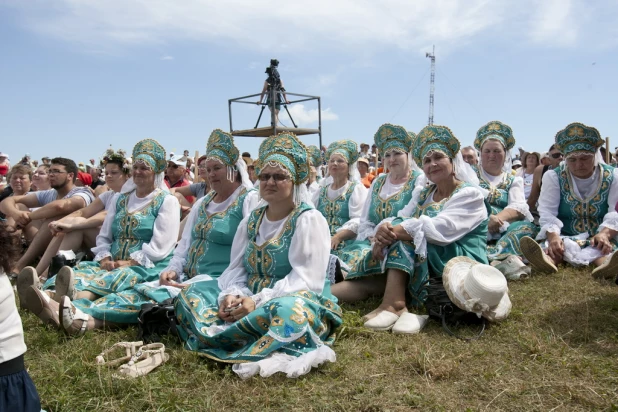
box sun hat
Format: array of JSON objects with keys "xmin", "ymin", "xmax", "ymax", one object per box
[
  {"xmin": 512, "ymin": 159, "xmax": 522, "ymax": 167},
  {"xmin": 474, "ymin": 121, "xmax": 516, "ymax": 152},
  {"xmin": 307, "ymin": 145, "xmax": 322, "ymax": 167},
  {"xmin": 554, "ymin": 122, "xmax": 603, "ymax": 157},
  {"xmin": 357, "ymin": 157, "xmax": 369, "ymax": 166},
  {"xmin": 326, "ymin": 140, "xmax": 359, "ymax": 164},
  {"xmin": 167, "ymin": 155, "xmax": 186, "ymax": 168},
  {"xmin": 132, "ymin": 139, "xmax": 167, "ymax": 173},
  {"xmin": 413, "ymin": 125, "xmax": 461, "ymax": 165},
  {"xmin": 442, "ymin": 256, "xmax": 512, "ymax": 322},
  {"xmin": 374, "ymin": 124, "xmax": 414, "ymax": 154}
]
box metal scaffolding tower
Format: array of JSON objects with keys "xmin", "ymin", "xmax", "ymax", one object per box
[{"xmin": 426, "ymin": 45, "xmax": 436, "ymax": 125}]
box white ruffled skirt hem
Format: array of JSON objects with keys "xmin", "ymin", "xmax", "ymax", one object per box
[{"xmin": 231, "ymin": 345, "xmax": 337, "ymax": 379}]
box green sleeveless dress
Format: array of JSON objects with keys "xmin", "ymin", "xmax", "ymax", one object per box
[
  {"xmin": 71, "ymin": 189, "xmax": 254, "ymax": 324},
  {"xmin": 338, "ymin": 171, "xmax": 421, "ymax": 279},
  {"xmin": 389, "ymin": 182, "xmax": 489, "ymax": 307},
  {"xmin": 553, "ymin": 163, "xmax": 617, "ymax": 249},
  {"xmin": 43, "ymin": 189, "xmax": 173, "ymax": 296},
  {"xmin": 476, "ymin": 170, "xmax": 538, "ymax": 260},
  {"xmin": 174, "ymin": 203, "xmax": 343, "ymax": 364},
  {"xmin": 315, "ymin": 181, "xmax": 358, "ymax": 258}
]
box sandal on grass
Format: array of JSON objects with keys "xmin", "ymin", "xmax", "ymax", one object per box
[
  {"xmin": 54, "ymin": 266, "xmax": 76, "ymax": 303},
  {"xmin": 114, "ymin": 343, "xmax": 169, "ymax": 379},
  {"xmin": 59, "ymin": 295, "xmax": 90, "ymax": 336},
  {"xmin": 17, "ymin": 266, "xmax": 41, "ymax": 310},
  {"xmin": 24, "ymin": 286, "xmax": 60, "ymax": 329},
  {"xmin": 96, "ymin": 341, "xmax": 145, "ymax": 367}
]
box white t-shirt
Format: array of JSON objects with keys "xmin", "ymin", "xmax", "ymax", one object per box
[
  {"xmin": 35, "ymin": 187, "xmax": 94, "ymax": 207},
  {"xmin": 0, "ymin": 272, "xmax": 27, "ymax": 363}
]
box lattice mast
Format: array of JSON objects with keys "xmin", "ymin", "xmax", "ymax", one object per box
[{"xmin": 426, "ymin": 45, "xmax": 436, "ymax": 125}]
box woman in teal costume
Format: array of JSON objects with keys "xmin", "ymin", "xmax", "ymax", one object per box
[
  {"xmin": 521, "ymin": 122, "xmax": 618, "ymax": 281},
  {"xmin": 473, "ymin": 121, "xmax": 537, "ymax": 267},
  {"xmin": 173, "ymin": 132, "xmax": 342, "ymax": 378},
  {"xmin": 335, "ymin": 124, "xmax": 423, "ymax": 281},
  {"xmin": 334, "ymin": 125, "xmax": 489, "ymax": 334},
  {"xmin": 311, "ymin": 140, "xmax": 368, "ymax": 260},
  {"xmin": 23, "ymin": 139, "xmax": 180, "ymax": 333}
]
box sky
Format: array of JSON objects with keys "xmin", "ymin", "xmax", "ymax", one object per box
[{"xmin": 1, "ymin": 0, "xmax": 618, "ymax": 164}]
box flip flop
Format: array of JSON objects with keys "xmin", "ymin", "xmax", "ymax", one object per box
[
  {"xmin": 115, "ymin": 343, "xmax": 169, "ymax": 379},
  {"xmin": 96, "ymin": 341, "xmax": 145, "ymax": 367}
]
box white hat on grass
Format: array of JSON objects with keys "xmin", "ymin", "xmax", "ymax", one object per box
[{"xmin": 442, "ymin": 256, "xmax": 512, "ymax": 322}]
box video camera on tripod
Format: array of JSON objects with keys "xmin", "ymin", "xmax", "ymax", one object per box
[
  {"xmin": 255, "ymin": 58, "xmax": 298, "ymax": 129},
  {"xmin": 265, "ymin": 59, "xmax": 282, "ymax": 91}
]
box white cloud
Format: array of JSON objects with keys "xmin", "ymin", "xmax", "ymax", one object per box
[
  {"xmin": 6, "ymin": 0, "xmax": 612, "ymax": 54},
  {"xmin": 160, "ymin": 55, "xmax": 174, "ymax": 60},
  {"xmin": 286, "ymin": 104, "xmax": 338, "ymax": 126}
]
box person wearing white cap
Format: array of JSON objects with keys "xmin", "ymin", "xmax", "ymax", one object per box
[
  {"xmin": 521, "ymin": 122, "xmax": 618, "ymax": 281},
  {"xmin": 165, "ymin": 155, "xmax": 194, "ymax": 204}
]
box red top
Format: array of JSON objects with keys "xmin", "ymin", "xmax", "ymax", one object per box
[
  {"xmin": 0, "ymin": 164, "xmax": 8, "ymax": 176},
  {"xmin": 165, "ymin": 177, "xmax": 195, "ymax": 203}
]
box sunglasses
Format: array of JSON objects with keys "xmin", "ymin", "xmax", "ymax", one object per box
[
  {"xmin": 259, "ymin": 173, "xmax": 289, "ymax": 182},
  {"xmin": 550, "ymin": 153, "xmax": 563, "ymax": 159},
  {"xmin": 167, "ymin": 164, "xmax": 179, "ymax": 169}
]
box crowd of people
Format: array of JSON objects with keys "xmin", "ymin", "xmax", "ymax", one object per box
[{"xmin": 1, "ymin": 120, "xmax": 617, "ymax": 409}]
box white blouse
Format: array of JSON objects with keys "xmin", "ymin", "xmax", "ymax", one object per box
[
  {"xmin": 537, "ymin": 165, "xmax": 618, "ymax": 239},
  {"xmin": 357, "ymin": 174, "xmax": 415, "ymax": 241},
  {"xmin": 98, "ymin": 190, "xmax": 119, "ymax": 210},
  {"xmin": 216, "ymin": 208, "xmax": 330, "ymax": 308},
  {"xmin": 91, "ymin": 189, "xmax": 180, "ymax": 268},
  {"xmin": 164, "ymin": 188, "xmax": 259, "ymax": 276},
  {"xmin": 481, "ymin": 169, "xmax": 532, "ymax": 222},
  {"xmin": 0, "ymin": 273, "xmax": 27, "ymax": 363},
  {"xmin": 385, "ymin": 185, "xmax": 488, "ymax": 258},
  {"xmin": 311, "ymin": 181, "xmax": 368, "ymax": 234},
  {"xmin": 307, "ymin": 181, "xmax": 320, "ymax": 199}
]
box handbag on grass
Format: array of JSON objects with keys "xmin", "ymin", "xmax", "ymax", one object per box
[{"xmin": 136, "ymin": 298, "xmax": 179, "ymax": 343}]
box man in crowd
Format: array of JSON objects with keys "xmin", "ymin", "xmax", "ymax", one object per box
[
  {"xmin": 527, "ymin": 144, "xmax": 563, "ymax": 213},
  {"xmin": 88, "ymin": 165, "xmax": 105, "ymax": 190},
  {"xmin": 242, "ymin": 152, "xmax": 257, "ymax": 183},
  {"xmin": 0, "ymin": 157, "xmax": 94, "ymax": 274},
  {"xmin": 165, "ymin": 155, "xmax": 194, "ymax": 203},
  {"xmin": 461, "ymin": 146, "xmax": 478, "ymax": 166},
  {"xmin": 41, "ymin": 156, "xmax": 51, "ymax": 165},
  {"xmin": 359, "ymin": 143, "xmax": 371, "ymax": 160},
  {"xmin": 357, "ymin": 157, "xmax": 374, "ymax": 188}
]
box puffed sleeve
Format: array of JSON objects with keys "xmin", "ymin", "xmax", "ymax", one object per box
[
  {"xmin": 216, "ymin": 216, "xmax": 253, "ymax": 304},
  {"xmin": 599, "ymin": 168, "xmax": 618, "ymax": 236},
  {"xmin": 130, "ymin": 195, "xmax": 181, "ymax": 268},
  {"xmin": 536, "ymin": 171, "xmax": 562, "ymax": 239},
  {"xmin": 311, "ymin": 186, "xmax": 321, "ymax": 209},
  {"xmin": 505, "ymin": 176, "xmax": 533, "ymax": 222},
  {"xmin": 356, "ymin": 178, "xmax": 379, "ymax": 240},
  {"xmin": 248, "ymin": 209, "xmax": 330, "ymax": 308},
  {"xmin": 338, "ymin": 183, "xmax": 368, "ymax": 234},
  {"xmin": 242, "ymin": 190, "xmax": 260, "ymax": 217},
  {"xmin": 396, "ymin": 186, "xmax": 487, "ymax": 258},
  {"xmin": 162, "ymin": 196, "xmax": 206, "ymax": 275},
  {"xmin": 91, "ymin": 196, "xmax": 117, "ymax": 261}
]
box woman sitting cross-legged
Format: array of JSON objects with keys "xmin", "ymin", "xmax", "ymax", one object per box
[
  {"xmin": 18, "ymin": 139, "xmax": 180, "ymax": 333},
  {"xmin": 473, "ymin": 121, "xmax": 538, "ymax": 279},
  {"xmin": 333, "ymin": 125, "xmax": 489, "ymax": 333},
  {"xmin": 173, "ymin": 132, "xmax": 343, "ymax": 378},
  {"xmin": 312, "ymin": 139, "xmax": 368, "ymax": 263},
  {"xmin": 521, "ymin": 122, "xmax": 618, "ymax": 281},
  {"xmin": 27, "ymin": 149, "xmax": 130, "ymax": 281}
]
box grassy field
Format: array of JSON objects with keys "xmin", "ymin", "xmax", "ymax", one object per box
[{"xmin": 21, "ymin": 266, "xmax": 618, "ymax": 411}]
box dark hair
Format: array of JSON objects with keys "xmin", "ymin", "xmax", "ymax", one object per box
[
  {"xmin": 51, "ymin": 157, "xmax": 78, "ymax": 182},
  {"xmin": 242, "ymin": 152, "xmax": 252, "ymax": 158},
  {"xmin": 549, "ymin": 144, "xmax": 557, "ymax": 152},
  {"xmin": 7, "ymin": 164, "xmax": 33, "ymax": 181},
  {"xmin": 0, "ymin": 222, "xmax": 21, "ymax": 273}
]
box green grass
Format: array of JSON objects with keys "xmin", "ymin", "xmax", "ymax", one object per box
[{"xmin": 22, "ymin": 266, "xmax": 618, "ymax": 411}]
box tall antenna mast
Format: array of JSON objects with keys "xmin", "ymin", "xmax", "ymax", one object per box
[{"xmin": 425, "ymin": 45, "xmax": 436, "ymax": 125}]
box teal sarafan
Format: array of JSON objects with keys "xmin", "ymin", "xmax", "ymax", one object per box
[
  {"xmin": 413, "ymin": 125, "xmax": 461, "ymax": 165},
  {"xmin": 132, "ymin": 138, "xmax": 167, "ymax": 173},
  {"xmin": 207, "ymin": 129, "xmax": 240, "ymax": 167},
  {"xmin": 255, "ymin": 132, "xmax": 310, "ymax": 184},
  {"xmin": 474, "ymin": 121, "xmax": 515, "ymax": 152},
  {"xmin": 374, "ymin": 124, "xmax": 414, "ymax": 154},
  {"xmin": 307, "ymin": 145, "xmax": 322, "ymax": 167},
  {"xmin": 326, "ymin": 140, "xmax": 359, "ymax": 164},
  {"xmin": 555, "ymin": 122, "xmax": 603, "ymax": 156}
]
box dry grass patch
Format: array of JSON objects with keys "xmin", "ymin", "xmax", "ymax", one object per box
[{"xmin": 21, "ymin": 266, "xmax": 618, "ymax": 411}]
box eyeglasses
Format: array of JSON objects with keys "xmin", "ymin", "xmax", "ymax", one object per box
[
  {"xmin": 48, "ymin": 169, "xmax": 67, "ymax": 175},
  {"xmin": 259, "ymin": 173, "xmax": 289, "ymax": 182},
  {"xmin": 550, "ymin": 153, "xmax": 563, "ymax": 159},
  {"xmin": 197, "ymin": 166, "xmax": 207, "ymax": 170}
]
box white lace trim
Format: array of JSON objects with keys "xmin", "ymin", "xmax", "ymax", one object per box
[
  {"xmin": 398, "ymin": 217, "xmax": 427, "ymax": 258},
  {"xmin": 537, "ymin": 217, "xmax": 563, "ymax": 240},
  {"xmin": 93, "ymin": 251, "xmax": 112, "ymax": 262},
  {"xmin": 599, "ymin": 211, "xmax": 618, "ymax": 234},
  {"xmin": 162, "ymin": 257, "xmax": 186, "ymax": 277},
  {"xmin": 356, "ymin": 221, "xmax": 376, "ymax": 241},
  {"xmin": 562, "ymin": 238, "xmax": 603, "ymax": 266},
  {"xmin": 217, "ymin": 286, "xmax": 251, "ymax": 306},
  {"xmin": 337, "ymin": 219, "xmax": 359, "ymax": 234},
  {"xmin": 130, "ymin": 250, "xmax": 154, "ymax": 268},
  {"xmin": 505, "ymin": 203, "xmax": 534, "ymax": 223},
  {"xmin": 232, "ymin": 344, "xmax": 336, "ymax": 379}
]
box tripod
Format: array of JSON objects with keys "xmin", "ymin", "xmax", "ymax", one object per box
[{"xmin": 255, "ymin": 84, "xmax": 298, "ymax": 129}]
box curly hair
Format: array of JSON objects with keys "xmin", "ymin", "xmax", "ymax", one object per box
[
  {"xmin": 101, "ymin": 148, "xmax": 130, "ymax": 175},
  {"xmin": 0, "ymin": 222, "xmax": 21, "ymax": 273}
]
